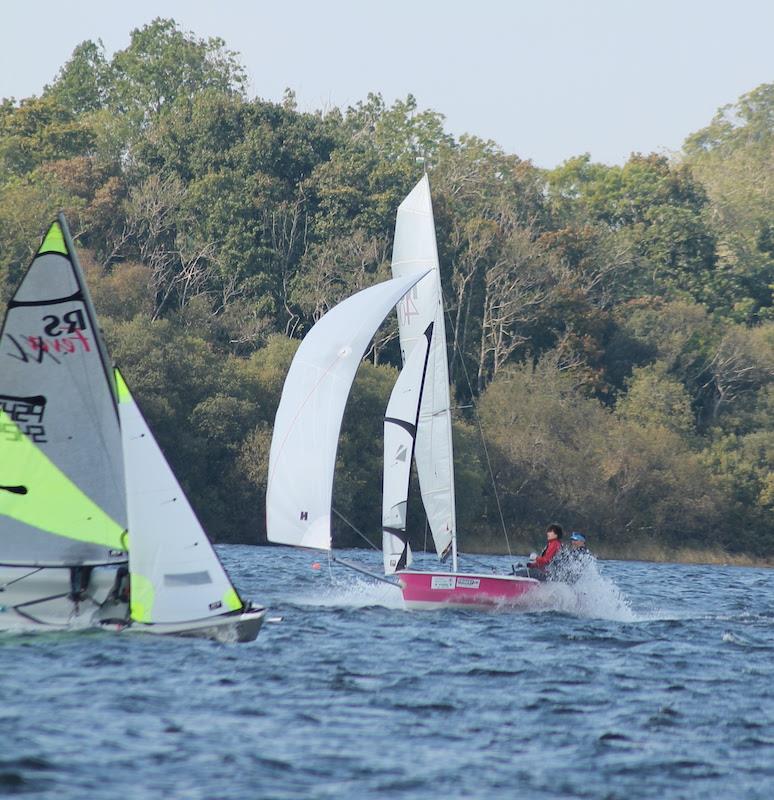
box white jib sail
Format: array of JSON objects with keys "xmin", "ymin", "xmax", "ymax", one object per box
[
  {"xmin": 116, "ymin": 371, "xmax": 243, "ymax": 625},
  {"xmin": 267, "ymin": 272, "xmax": 428, "ymax": 551},
  {"xmin": 382, "ymin": 324, "xmax": 433, "ymax": 574},
  {"xmin": 391, "ymin": 175, "xmax": 457, "ymax": 564}
]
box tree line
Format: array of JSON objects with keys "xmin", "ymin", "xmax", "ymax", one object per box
[{"xmin": 1, "ymin": 19, "xmax": 772, "ymax": 559}]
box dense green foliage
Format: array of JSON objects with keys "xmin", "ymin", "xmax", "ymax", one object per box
[{"xmin": 1, "ymin": 20, "xmax": 772, "ymax": 558}]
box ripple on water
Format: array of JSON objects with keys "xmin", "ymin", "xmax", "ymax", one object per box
[{"xmin": 2, "ymin": 546, "xmax": 774, "ymax": 800}]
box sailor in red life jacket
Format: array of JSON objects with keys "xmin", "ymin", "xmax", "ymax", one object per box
[{"xmin": 526, "ymin": 523, "xmax": 564, "ymax": 579}]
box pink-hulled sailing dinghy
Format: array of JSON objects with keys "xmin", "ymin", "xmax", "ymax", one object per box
[
  {"xmin": 395, "ymin": 571, "xmax": 537, "ymax": 610},
  {"xmin": 266, "ymin": 175, "xmax": 539, "ymax": 609}
]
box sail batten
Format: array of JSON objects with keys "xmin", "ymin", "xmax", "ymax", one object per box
[{"xmin": 267, "ymin": 273, "xmax": 428, "ymax": 551}]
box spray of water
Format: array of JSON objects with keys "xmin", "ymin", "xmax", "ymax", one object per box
[
  {"xmin": 517, "ymin": 558, "xmax": 642, "ymax": 622},
  {"xmin": 293, "ymin": 573, "xmax": 406, "ymax": 610}
]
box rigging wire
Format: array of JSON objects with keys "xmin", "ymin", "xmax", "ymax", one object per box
[
  {"xmin": 0, "ymin": 567, "xmax": 43, "ymax": 592},
  {"xmin": 332, "ymin": 507, "xmax": 380, "ymax": 551},
  {"xmin": 457, "ymin": 552, "xmax": 501, "ymax": 572},
  {"xmin": 444, "ymin": 304, "xmax": 513, "ymax": 559}
]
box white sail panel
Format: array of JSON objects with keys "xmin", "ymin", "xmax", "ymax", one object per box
[
  {"xmin": 382, "ymin": 325, "xmax": 432, "ymax": 574},
  {"xmin": 391, "ymin": 175, "xmax": 457, "ymax": 562},
  {"xmin": 382, "ymin": 528, "xmax": 412, "ymax": 576},
  {"xmin": 116, "ymin": 371, "xmax": 243, "ymax": 625},
  {"xmin": 267, "ymin": 273, "xmax": 428, "ymax": 550}
]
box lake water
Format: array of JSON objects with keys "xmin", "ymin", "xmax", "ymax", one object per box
[{"xmin": 1, "ymin": 545, "xmax": 773, "ymax": 799}]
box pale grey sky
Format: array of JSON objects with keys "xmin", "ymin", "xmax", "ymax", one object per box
[{"xmin": 2, "ymin": 0, "xmax": 772, "ymax": 168}]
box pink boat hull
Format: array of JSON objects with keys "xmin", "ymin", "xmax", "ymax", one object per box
[{"xmin": 397, "ymin": 570, "xmax": 540, "ymax": 610}]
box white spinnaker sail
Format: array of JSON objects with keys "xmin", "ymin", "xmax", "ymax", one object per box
[
  {"xmin": 382, "ymin": 324, "xmax": 432, "ymax": 574},
  {"xmin": 267, "ymin": 272, "xmax": 428, "ymax": 550},
  {"xmin": 391, "ymin": 175, "xmax": 457, "ymax": 564},
  {"xmin": 116, "ymin": 371, "xmax": 243, "ymax": 625}
]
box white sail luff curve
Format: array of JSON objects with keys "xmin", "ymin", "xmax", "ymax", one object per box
[
  {"xmin": 391, "ymin": 175, "xmax": 458, "ymax": 568},
  {"xmin": 267, "ymin": 273, "xmax": 429, "ymax": 551},
  {"xmin": 117, "ymin": 373, "xmax": 242, "ymax": 625}
]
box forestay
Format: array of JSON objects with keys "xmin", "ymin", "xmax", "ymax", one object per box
[
  {"xmin": 115, "ymin": 370, "xmax": 243, "ymax": 624},
  {"xmin": 267, "ymin": 273, "xmax": 428, "ymax": 551},
  {"xmin": 382, "ymin": 324, "xmax": 433, "ymax": 574},
  {"xmin": 391, "ymin": 175, "xmax": 457, "ymax": 566},
  {"xmin": 0, "ymin": 218, "xmax": 126, "ymax": 566}
]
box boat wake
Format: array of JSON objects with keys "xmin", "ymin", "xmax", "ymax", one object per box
[
  {"xmin": 292, "ymin": 573, "xmax": 406, "ymax": 610},
  {"xmin": 518, "ymin": 559, "xmax": 646, "ymax": 622}
]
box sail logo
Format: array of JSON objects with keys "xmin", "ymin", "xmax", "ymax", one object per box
[
  {"xmin": 26, "ymin": 329, "xmax": 92, "ymax": 355},
  {"xmin": 42, "ymin": 310, "xmax": 87, "ymax": 337},
  {"xmin": 0, "ymin": 394, "xmax": 47, "ymax": 442},
  {"xmin": 395, "ymin": 444, "xmax": 408, "ymax": 462},
  {"xmin": 4, "ymin": 316, "xmax": 93, "ymax": 366},
  {"xmin": 398, "ymin": 288, "xmax": 420, "ymax": 326},
  {"xmin": 26, "ymin": 309, "xmax": 92, "ymax": 357}
]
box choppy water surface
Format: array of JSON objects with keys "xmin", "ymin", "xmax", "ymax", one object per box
[{"xmin": 1, "ymin": 545, "xmax": 773, "ymax": 799}]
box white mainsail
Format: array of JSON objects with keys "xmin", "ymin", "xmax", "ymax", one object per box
[
  {"xmin": 115, "ymin": 370, "xmax": 244, "ymax": 625},
  {"xmin": 391, "ymin": 175, "xmax": 457, "ymax": 568},
  {"xmin": 266, "ymin": 272, "xmax": 428, "ymax": 551},
  {"xmin": 382, "ymin": 323, "xmax": 433, "ymax": 574},
  {"xmin": 0, "ymin": 217, "xmax": 126, "ymax": 566}
]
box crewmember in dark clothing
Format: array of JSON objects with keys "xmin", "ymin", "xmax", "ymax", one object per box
[
  {"xmin": 551, "ymin": 531, "xmax": 593, "ymax": 583},
  {"xmin": 68, "ymin": 566, "xmax": 93, "ymax": 602},
  {"xmin": 569, "ymin": 531, "xmax": 588, "ymax": 552}
]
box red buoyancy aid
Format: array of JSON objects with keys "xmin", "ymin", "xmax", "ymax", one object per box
[{"xmin": 530, "ymin": 539, "xmax": 562, "ymax": 569}]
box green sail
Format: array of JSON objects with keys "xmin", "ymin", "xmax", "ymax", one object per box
[
  {"xmin": 37, "ymin": 221, "xmax": 68, "ymax": 256},
  {"xmin": 0, "ymin": 409, "xmax": 125, "ymax": 550}
]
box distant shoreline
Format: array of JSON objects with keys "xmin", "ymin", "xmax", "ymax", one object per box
[
  {"xmin": 460, "ymin": 539, "xmax": 774, "ymax": 568},
  {"xmin": 251, "ymin": 539, "xmax": 773, "ymax": 568}
]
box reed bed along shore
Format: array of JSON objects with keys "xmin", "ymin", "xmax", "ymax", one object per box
[{"xmin": 458, "ymin": 534, "xmax": 774, "ymax": 568}]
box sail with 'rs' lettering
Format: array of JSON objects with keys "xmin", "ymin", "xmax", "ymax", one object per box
[{"xmin": 0, "ymin": 216, "xmax": 126, "ymax": 566}]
